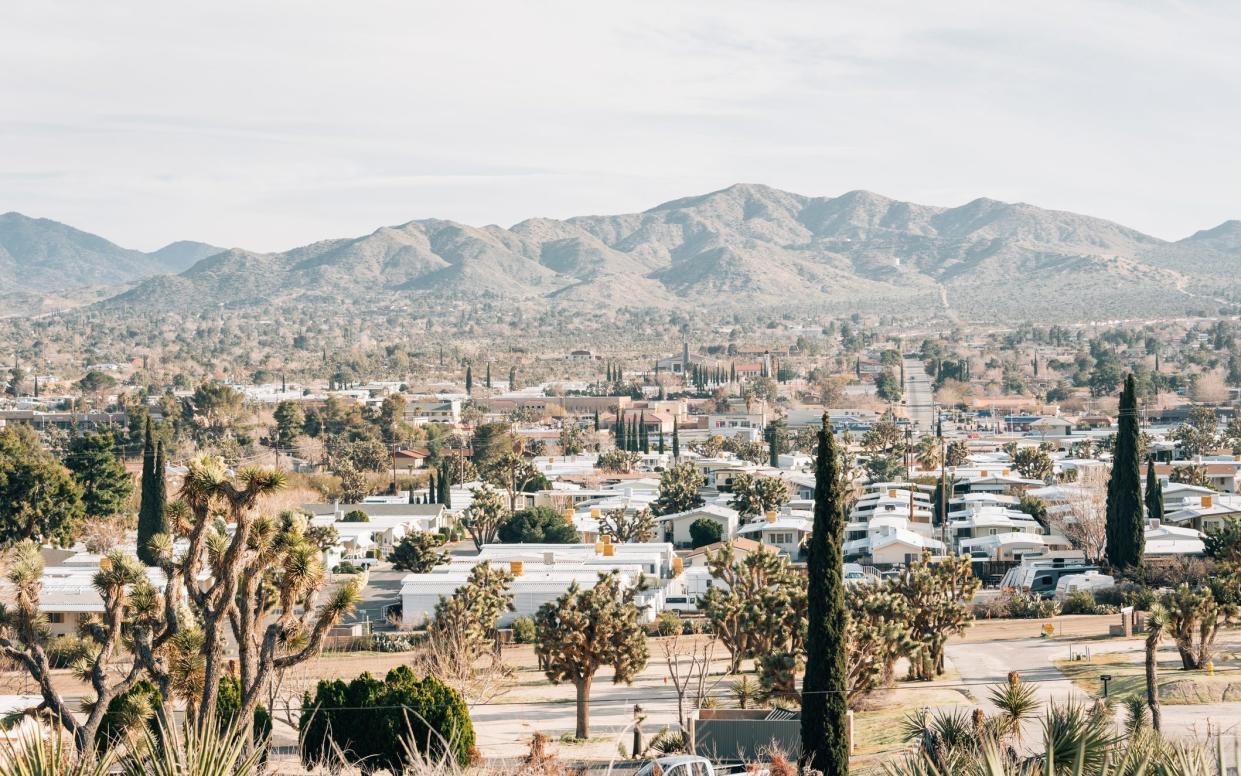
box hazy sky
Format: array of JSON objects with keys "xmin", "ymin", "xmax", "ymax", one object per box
[{"xmin": 3, "ymin": 1, "xmax": 1240, "ymax": 252}]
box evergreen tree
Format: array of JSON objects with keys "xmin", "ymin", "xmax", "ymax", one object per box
[
  {"xmin": 136, "ymin": 419, "xmax": 167, "ymax": 566},
  {"xmin": 658, "ymin": 430, "xmax": 666, "ymax": 455},
  {"xmin": 485, "ymin": 363, "xmax": 492, "ymax": 389},
  {"xmin": 427, "ymin": 471, "xmax": 436, "ymax": 504},
  {"xmin": 593, "ymin": 410, "xmax": 600, "ymax": 432},
  {"xmin": 508, "ymin": 366, "xmax": 517, "ymax": 390},
  {"xmin": 801, "ymin": 413, "xmax": 849, "ymax": 776},
  {"xmin": 639, "ymin": 414, "xmax": 650, "ymax": 454},
  {"xmin": 1106, "ymin": 374, "xmax": 1145, "ymax": 570},
  {"xmin": 615, "ymin": 413, "xmax": 626, "ymax": 450},
  {"xmin": 65, "ymin": 431, "xmax": 133, "ymax": 519},
  {"xmin": 1145, "ymin": 458, "xmax": 1164, "ymax": 524},
  {"xmin": 438, "ymin": 460, "xmax": 452, "ymax": 508},
  {"xmin": 768, "ymin": 430, "xmax": 779, "ymax": 468},
  {"xmin": 630, "ymin": 417, "xmax": 640, "ymax": 452},
  {"xmin": 465, "ymin": 365, "xmax": 473, "ymax": 395},
  {"xmin": 672, "ymin": 419, "xmax": 680, "ymax": 461}
]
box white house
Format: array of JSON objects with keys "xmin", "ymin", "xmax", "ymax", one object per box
[
  {"xmin": 735, "ymin": 512, "xmax": 812, "ymax": 559},
  {"xmin": 654, "ymin": 504, "xmax": 740, "ymax": 548}
]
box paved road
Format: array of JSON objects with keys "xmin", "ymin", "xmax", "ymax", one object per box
[
  {"xmin": 946, "ymin": 635, "xmax": 1241, "ymax": 744},
  {"xmin": 901, "ymin": 356, "xmax": 936, "ymax": 432}
]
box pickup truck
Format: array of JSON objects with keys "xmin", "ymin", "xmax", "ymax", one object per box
[{"xmin": 627, "ymin": 755, "xmax": 765, "ymax": 776}]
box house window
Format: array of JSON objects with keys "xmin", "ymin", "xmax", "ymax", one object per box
[{"xmin": 47, "ymin": 612, "xmax": 65, "ymax": 624}]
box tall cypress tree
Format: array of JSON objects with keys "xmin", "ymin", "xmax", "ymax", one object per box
[
  {"xmin": 136, "ymin": 418, "xmax": 168, "ymax": 566},
  {"xmin": 438, "ymin": 460, "xmax": 452, "ymax": 508},
  {"xmin": 658, "ymin": 430, "xmax": 666, "ymax": 455},
  {"xmin": 593, "ymin": 410, "xmax": 600, "ymax": 432},
  {"xmin": 1145, "ymin": 458, "xmax": 1164, "ymax": 524},
  {"xmin": 508, "ymin": 366, "xmax": 517, "ymax": 390},
  {"xmin": 1106, "ymin": 374, "xmax": 1145, "ymax": 569},
  {"xmin": 639, "ymin": 414, "xmax": 650, "ymax": 454},
  {"xmin": 427, "ymin": 471, "xmax": 436, "ymax": 504},
  {"xmin": 465, "ymin": 365, "xmax": 473, "ymax": 395},
  {"xmin": 801, "ymin": 413, "xmax": 849, "ymax": 776},
  {"xmin": 672, "ymin": 419, "xmax": 680, "ymax": 461},
  {"xmin": 768, "ymin": 430, "xmax": 779, "ymax": 468},
  {"xmin": 485, "ymin": 363, "xmax": 492, "ymax": 389},
  {"xmin": 615, "ymin": 413, "xmax": 626, "ymax": 450}
]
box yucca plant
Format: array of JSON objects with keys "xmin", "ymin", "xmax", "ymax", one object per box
[
  {"xmin": 117, "ymin": 716, "xmax": 263, "ymax": 776},
  {"xmin": 0, "ymin": 728, "xmax": 112, "ymax": 776},
  {"xmin": 988, "ymin": 672, "xmax": 1039, "ymax": 743}
]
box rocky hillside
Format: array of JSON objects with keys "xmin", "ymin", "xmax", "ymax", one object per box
[{"xmin": 13, "ymin": 185, "xmax": 1241, "ymax": 322}]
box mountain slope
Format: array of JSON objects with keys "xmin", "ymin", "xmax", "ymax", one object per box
[
  {"xmin": 29, "ymin": 185, "xmax": 1241, "ymax": 321},
  {"xmin": 0, "ymin": 213, "xmax": 224, "ymax": 300}
]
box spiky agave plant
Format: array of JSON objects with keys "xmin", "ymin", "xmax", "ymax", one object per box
[{"xmin": 988, "ymin": 672, "xmax": 1039, "ymax": 744}]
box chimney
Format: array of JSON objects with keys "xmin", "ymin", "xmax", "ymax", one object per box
[
  {"xmin": 590, "ymin": 507, "xmax": 601, "ymax": 518},
  {"xmin": 1203, "ymin": 495, "xmax": 1214, "ymax": 508},
  {"xmin": 765, "ymin": 511, "xmax": 777, "ymax": 523},
  {"xmin": 603, "ymin": 543, "xmax": 615, "ymax": 557},
  {"xmin": 510, "ymin": 560, "xmax": 524, "ymax": 576},
  {"xmin": 564, "ymin": 508, "xmax": 575, "ymax": 524},
  {"xmin": 672, "ymin": 556, "xmax": 684, "ymax": 576},
  {"xmin": 543, "ymin": 551, "xmax": 555, "ymax": 566}
]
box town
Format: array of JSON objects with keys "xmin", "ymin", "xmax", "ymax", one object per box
[{"xmin": 4, "ymin": 314, "xmax": 1241, "ymax": 773}]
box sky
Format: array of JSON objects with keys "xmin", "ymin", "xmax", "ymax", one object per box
[{"xmin": 2, "ymin": 0, "xmax": 1240, "ymax": 252}]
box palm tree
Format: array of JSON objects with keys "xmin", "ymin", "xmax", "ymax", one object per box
[{"xmin": 915, "ymin": 435, "xmax": 942, "ymax": 471}]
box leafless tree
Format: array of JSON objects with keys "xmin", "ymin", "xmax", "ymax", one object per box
[
  {"xmin": 660, "ymin": 633, "xmax": 724, "ymax": 731},
  {"xmin": 1051, "ymin": 467, "xmax": 1109, "ymax": 563}
]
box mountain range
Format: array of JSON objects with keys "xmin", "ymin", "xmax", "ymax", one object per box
[{"xmin": 6, "ymin": 185, "xmax": 1241, "ymax": 322}]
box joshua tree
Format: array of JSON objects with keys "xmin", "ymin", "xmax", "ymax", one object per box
[{"xmin": 534, "ymin": 572, "xmax": 648, "ymax": 739}]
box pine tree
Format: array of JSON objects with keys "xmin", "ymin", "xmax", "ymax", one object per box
[
  {"xmin": 615, "ymin": 413, "xmax": 626, "ymax": 450},
  {"xmin": 593, "ymin": 410, "xmax": 600, "ymax": 432},
  {"xmin": 630, "ymin": 417, "xmax": 640, "ymax": 452},
  {"xmin": 1145, "ymin": 458, "xmax": 1164, "ymax": 524},
  {"xmin": 658, "ymin": 430, "xmax": 666, "ymax": 455},
  {"xmin": 427, "ymin": 471, "xmax": 436, "ymax": 504},
  {"xmin": 508, "ymin": 366, "xmax": 517, "ymax": 390},
  {"xmin": 485, "ymin": 363, "xmax": 492, "ymax": 389},
  {"xmin": 465, "ymin": 365, "xmax": 473, "ymax": 395},
  {"xmin": 1106, "ymin": 374, "xmax": 1145, "ymax": 570},
  {"xmin": 672, "ymin": 419, "xmax": 680, "ymax": 461},
  {"xmin": 768, "ymin": 430, "xmax": 779, "ymax": 468},
  {"xmin": 801, "ymin": 413, "xmax": 849, "ymax": 776},
  {"xmin": 639, "ymin": 414, "xmax": 650, "ymax": 454},
  {"xmin": 136, "ymin": 418, "xmax": 167, "ymax": 566}
]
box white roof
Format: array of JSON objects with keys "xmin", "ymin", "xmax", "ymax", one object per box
[
  {"xmin": 960, "ymin": 532, "xmax": 1070, "ymax": 550},
  {"xmin": 736, "ymin": 516, "xmax": 812, "ymax": 535},
  {"xmin": 653, "ymin": 504, "xmax": 739, "ymax": 524}
]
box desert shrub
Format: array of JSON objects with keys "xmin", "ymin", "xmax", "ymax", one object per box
[
  {"xmin": 656, "ymin": 610, "xmax": 684, "ymax": 637},
  {"xmin": 1060, "ymin": 590, "xmax": 1119, "ymax": 615},
  {"xmin": 511, "ymin": 616, "xmax": 536, "ymax": 644},
  {"xmin": 1003, "ymin": 592, "xmax": 1060, "ymax": 619},
  {"xmin": 301, "ymin": 666, "xmax": 475, "ymax": 772},
  {"xmin": 45, "ymin": 634, "xmax": 94, "ymax": 668}
]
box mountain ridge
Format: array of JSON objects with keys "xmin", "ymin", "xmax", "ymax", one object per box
[{"xmin": 8, "ymin": 185, "xmax": 1241, "ymax": 322}]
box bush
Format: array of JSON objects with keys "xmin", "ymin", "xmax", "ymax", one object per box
[
  {"xmin": 511, "ymin": 616, "xmax": 536, "ymax": 644},
  {"xmin": 496, "ymin": 506, "xmax": 579, "ymax": 544},
  {"xmin": 656, "ymin": 610, "xmax": 684, "ymax": 637},
  {"xmin": 1060, "ymin": 590, "xmax": 1119, "ymax": 615},
  {"xmin": 342, "ymin": 509, "xmax": 370, "ymax": 523},
  {"xmin": 301, "ymin": 666, "xmax": 475, "ymax": 773},
  {"xmin": 1095, "ymin": 582, "xmax": 1157, "ymax": 611},
  {"xmin": 333, "ymin": 561, "xmax": 361, "ymax": 574},
  {"xmin": 366, "ymin": 632, "xmax": 423, "ymax": 652},
  {"xmin": 96, "ymin": 678, "xmax": 162, "ymax": 750},
  {"xmin": 689, "ymin": 517, "xmax": 723, "ymax": 548},
  {"xmin": 45, "ymin": 634, "xmax": 94, "ymax": 668},
  {"xmin": 217, "ymin": 674, "xmax": 273, "ymax": 744},
  {"xmin": 1003, "ymin": 592, "xmax": 1060, "ymax": 619}
]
